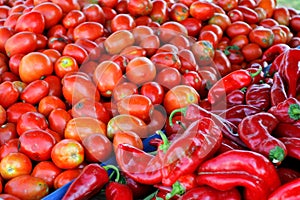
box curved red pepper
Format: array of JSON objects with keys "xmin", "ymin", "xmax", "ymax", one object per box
[
  {"xmin": 207, "ymin": 67, "xmax": 262, "ymax": 104},
  {"xmin": 268, "ymin": 97, "xmax": 300, "ymax": 123},
  {"xmin": 278, "ymin": 137, "xmax": 300, "ymax": 160},
  {"xmin": 225, "ymin": 89, "xmax": 245, "ymax": 108},
  {"xmin": 270, "ymin": 72, "xmax": 287, "ymax": 106},
  {"xmin": 161, "ymin": 117, "xmax": 223, "ymax": 186},
  {"xmin": 245, "ymin": 83, "xmax": 271, "ymax": 111},
  {"xmin": 268, "ymin": 178, "xmax": 300, "ymax": 200},
  {"xmin": 262, "ymin": 43, "xmax": 290, "ymax": 63},
  {"xmin": 238, "ymin": 112, "xmax": 287, "ymax": 164},
  {"xmin": 197, "ymin": 150, "xmax": 281, "ymax": 200},
  {"xmin": 178, "ymin": 186, "xmax": 241, "ymax": 200},
  {"xmin": 61, "ymin": 163, "xmax": 109, "ymax": 200}
]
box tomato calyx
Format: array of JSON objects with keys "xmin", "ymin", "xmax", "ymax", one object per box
[{"xmin": 223, "ymin": 45, "xmax": 240, "ymax": 56}]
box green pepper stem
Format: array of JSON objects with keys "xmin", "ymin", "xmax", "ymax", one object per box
[
  {"xmin": 168, "ymin": 107, "xmax": 188, "ymax": 127},
  {"xmin": 288, "ymin": 104, "xmax": 300, "ymax": 120},
  {"xmin": 103, "ymin": 165, "xmax": 120, "ymax": 183},
  {"xmin": 156, "ymin": 130, "xmax": 170, "ymax": 153},
  {"xmin": 249, "ymin": 66, "xmax": 263, "ymax": 78},
  {"xmin": 269, "ymin": 146, "xmax": 286, "ymax": 164},
  {"xmin": 165, "ymin": 181, "xmax": 186, "ymax": 200}
]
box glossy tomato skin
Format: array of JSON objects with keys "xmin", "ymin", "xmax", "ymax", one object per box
[
  {"xmin": 31, "ymin": 160, "xmax": 62, "ymax": 189},
  {"xmin": 155, "ymin": 67, "xmax": 182, "ymax": 91},
  {"xmin": 20, "ymin": 80, "xmax": 49, "ymax": 105},
  {"xmin": 5, "ymin": 31, "xmax": 37, "ymax": 57},
  {"xmin": 0, "ymin": 26, "xmax": 13, "ymax": 54},
  {"xmin": 180, "ymin": 17, "xmax": 202, "ymax": 37},
  {"xmin": 51, "ymin": 138, "xmax": 85, "ymax": 169},
  {"xmin": 82, "ymin": 133, "xmax": 113, "ymax": 162},
  {"xmin": 6, "ymin": 102, "xmax": 37, "ymax": 124},
  {"xmin": 53, "ymin": 169, "xmax": 82, "ymax": 189},
  {"xmin": 140, "ymin": 82, "xmax": 165, "ymax": 105},
  {"xmin": 113, "ymin": 130, "xmax": 143, "ymax": 151},
  {"xmin": 241, "ymin": 43, "xmax": 263, "ymax": 62},
  {"xmin": 82, "ymin": 3, "xmax": 105, "ymax": 24},
  {"xmin": 149, "ymin": 0, "xmax": 169, "ymax": 24},
  {"xmin": 54, "ymin": 55, "xmax": 79, "ymax": 79},
  {"xmin": 147, "ymin": 107, "xmax": 166, "ymax": 134},
  {"xmin": 0, "ymin": 105, "xmax": 6, "ymax": 126},
  {"xmin": 15, "ymin": 11, "xmax": 45, "ymax": 34},
  {"xmin": 48, "ymin": 108, "xmax": 72, "ymax": 136},
  {"xmin": 112, "ymin": 81, "xmax": 138, "ymax": 102},
  {"xmin": 0, "ymin": 81, "xmax": 19, "ymax": 108},
  {"xmin": 4, "ymin": 175, "xmax": 49, "ymax": 200},
  {"xmin": 43, "ymin": 75, "xmax": 63, "ymax": 97},
  {"xmin": 110, "ymin": 14, "xmax": 136, "ymax": 32},
  {"xmin": 127, "ymin": 0, "xmax": 153, "ymax": 17},
  {"xmin": 0, "ymin": 139, "xmax": 19, "ymax": 160},
  {"xmin": 62, "ymin": 43, "xmax": 88, "ymax": 65},
  {"xmin": 73, "ymin": 22, "xmax": 104, "ymax": 41},
  {"xmin": 19, "ymin": 129, "xmax": 56, "ymax": 161},
  {"xmin": 16, "ymin": 111, "xmax": 48, "ymax": 136},
  {"xmin": 0, "ymin": 152, "xmax": 32, "ymax": 180},
  {"xmin": 249, "ymin": 26, "xmax": 275, "ymax": 49},
  {"xmin": 190, "ymin": 1, "xmax": 215, "ymax": 21},
  {"xmin": 181, "ymin": 71, "xmax": 204, "ymax": 92}
]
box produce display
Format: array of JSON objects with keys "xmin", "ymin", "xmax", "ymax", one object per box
[{"xmin": 0, "ymin": 0, "xmax": 299, "ymax": 199}]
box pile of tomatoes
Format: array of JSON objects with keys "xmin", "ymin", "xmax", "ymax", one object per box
[{"xmin": 0, "ymin": 0, "xmax": 299, "ymax": 199}]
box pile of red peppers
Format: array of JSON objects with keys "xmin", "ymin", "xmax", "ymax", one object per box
[{"xmin": 59, "ymin": 47, "xmax": 300, "ymax": 200}]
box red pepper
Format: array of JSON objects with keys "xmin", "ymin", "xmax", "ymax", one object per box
[
  {"xmin": 197, "ymin": 150, "xmax": 281, "ymax": 200},
  {"xmin": 61, "ymin": 163, "xmax": 109, "ymax": 200},
  {"xmin": 270, "ymin": 72, "xmax": 287, "ymax": 106},
  {"xmin": 216, "ymin": 137, "xmax": 245, "ymax": 155},
  {"xmin": 161, "ymin": 117, "xmax": 223, "ymax": 186},
  {"xmin": 276, "ymin": 167, "xmax": 300, "ymax": 184},
  {"xmin": 268, "ymin": 97, "xmax": 300, "ymax": 123},
  {"xmin": 238, "ymin": 112, "xmax": 287, "ymax": 164},
  {"xmin": 278, "ymin": 137, "xmax": 300, "ymax": 160},
  {"xmin": 105, "ymin": 182, "xmax": 133, "ymax": 200},
  {"xmin": 115, "ymin": 143, "xmax": 162, "ymax": 185},
  {"xmin": 219, "ymin": 104, "xmax": 261, "ymax": 127},
  {"xmin": 273, "ymin": 122, "xmax": 300, "ymax": 138},
  {"xmin": 246, "ymin": 66, "xmax": 265, "ymax": 84},
  {"xmin": 168, "ymin": 103, "xmax": 244, "ymax": 147},
  {"xmin": 245, "ymin": 83, "xmax": 271, "ymax": 111},
  {"xmin": 224, "ymin": 89, "xmax": 245, "ymax": 108},
  {"xmin": 268, "ymin": 178, "xmax": 300, "ymax": 200},
  {"xmin": 262, "ymin": 43, "xmax": 290, "ymax": 63},
  {"xmin": 207, "ymin": 66, "xmax": 262, "ymax": 104},
  {"xmin": 178, "ymin": 186, "xmax": 241, "ymax": 200}
]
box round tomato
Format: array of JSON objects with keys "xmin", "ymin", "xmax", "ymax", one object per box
[
  {"xmin": 48, "ymin": 108, "xmax": 72, "ymax": 136},
  {"xmin": 0, "ymin": 81, "xmax": 19, "ymax": 108},
  {"xmin": 180, "ymin": 17, "xmax": 202, "ymax": 37},
  {"xmin": 82, "ymin": 3, "xmax": 105, "ymax": 24},
  {"xmin": 249, "ymin": 26, "xmax": 274, "ymax": 49},
  {"xmin": 190, "ymin": 1, "xmax": 215, "ymax": 21},
  {"xmin": 127, "ymin": 0, "xmax": 153, "ymax": 17},
  {"xmin": 149, "ymin": 0, "xmax": 169, "ymax": 24},
  {"xmin": 110, "ymin": 14, "xmax": 136, "ymax": 32},
  {"xmin": 43, "ymin": 75, "xmax": 63, "ymax": 97},
  {"xmin": 53, "ymin": 169, "xmax": 82, "ymax": 189},
  {"xmin": 140, "ymin": 82, "xmax": 165, "ymax": 105},
  {"xmin": 15, "ymin": 11, "xmax": 45, "ymax": 34},
  {"xmin": 54, "ymin": 55, "xmax": 79, "ymax": 78},
  {"xmin": 38, "ymin": 95, "xmax": 66, "ymax": 117},
  {"xmin": 16, "ymin": 111, "xmax": 48, "ymax": 136},
  {"xmin": 112, "ymin": 81, "xmax": 138, "ymax": 102},
  {"xmin": 155, "ymin": 67, "xmax": 182, "ymax": 90},
  {"xmin": 6, "ymin": 102, "xmax": 37, "ymax": 123},
  {"xmin": 241, "ymin": 43, "xmax": 263, "ymax": 62},
  {"xmin": 51, "ymin": 138, "xmax": 84, "ymax": 169},
  {"xmin": 0, "ymin": 123, "xmax": 17, "ymax": 146},
  {"xmin": 169, "ymin": 2, "xmax": 189, "ymax": 22},
  {"xmin": 113, "ymin": 130, "xmax": 143, "ymax": 151},
  {"xmin": 62, "ymin": 43, "xmax": 88, "ymax": 65},
  {"xmin": 191, "ymin": 40, "xmax": 215, "ymax": 67}
]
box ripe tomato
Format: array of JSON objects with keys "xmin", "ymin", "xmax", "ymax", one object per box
[
  {"xmin": 0, "ymin": 152, "xmax": 32, "ymax": 180},
  {"xmin": 127, "ymin": 0, "xmax": 153, "ymax": 17},
  {"xmin": 82, "ymin": 4, "xmax": 105, "ymax": 24},
  {"xmin": 179, "ymin": 17, "xmax": 202, "ymax": 37},
  {"xmin": 4, "ymin": 175, "xmax": 48, "ymax": 200},
  {"xmin": 0, "ymin": 123, "xmax": 17, "ymax": 146},
  {"xmin": 257, "ymin": 0, "xmax": 276, "ymax": 18},
  {"xmin": 20, "ymin": 79, "xmax": 49, "ymax": 105},
  {"xmin": 213, "ymin": 49, "xmax": 232, "ymax": 77},
  {"xmin": 51, "ymin": 139, "xmax": 85, "ymax": 169},
  {"xmin": 169, "ymin": 3, "xmax": 189, "ymax": 22},
  {"xmin": 151, "ymin": 51, "xmax": 181, "ymax": 71},
  {"xmin": 38, "ymin": 95, "xmax": 66, "ymax": 117},
  {"xmin": 53, "ymin": 169, "xmax": 82, "ymax": 189},
  {"xmin": 249, "ymin": 26, "xmax": 274, "ymax": 49},
  {"xmin": 48, "ymin": 108, "xmax": 72, "ymax": 136},
  {"xmin": 149, "ymin": 0, "xmax": 169, "ymax": 24},
  {"xmin": 163, "ymin": 85, "xmax": 200, "ymax": 114},
  {"xmin": 6, "ymin": 102, "xmax": 37, "ymax": 123},
  {"xmin": 19, "ymin": 52, "xmax": 53, "ymax": 83},
  {"xmin": 15, "ymin": 11, "xmax": 45, "ymax": 34},
  {"xmin": 104, "ymin": 30, "xmax": 135, "ymax": 54},
  {"xmin": 82, "ymin": 133, "xmax": 113, "ymax": 162},
  {"xmin": 54, "ymin": 55, "xmax": 79, "ymax": 78},
  {"xmin": 290, "ymin": 15, "xmax": 300, "ymax": 33},
  {"xmin": 0, "ymin": 26, "xmax": 13, "ymax": 54},
  {"xmin": 0, "ymin": 194, "xmax": 21, "ymax": 200},
  {"xmin": 112, "ymin": 81, "xmax": 138, "ymax": 102},
  {"xmin": 43, "ymin": 75, "xmax": 62, "ymax": 97},
  {"xmin": 62, "ymin": 43, "xmax": 88, "ymax": 65},
  {"xmin": 229, "ymin": 35, "xmax": 249, "ymax": 49},
  {"xmin": 155, "ymin": 67, "xmax": 182, "ymax": 90},
  {"xmin": 225, "ymin": 21, "xmax": 252, "ymax": 38},
  {"xmin": 0, "ymin": 139, "xmax": 19, "ymax": 161},
  {"xmin": 147, "ymin": 107, "xmax": 167, "ymax": 134},
  {"xmin": 31, "ymin": 161, "xmax": 62, "ymax": 189},
  {"xmin": 5, "ymin": 31, "xmax": 37, "ymax": 57},
  {"xmin": 241, "ymin": 43, "xmax": 263, "ymax": 62},
  {"xmin": 140, "ymin": 82, "xmax": 165, "ymax": 105},
  {"xmin": 120, "ymin": 45, "xmax": 147, "ymax": 60},
  {"xmin": 64, "ymin": 117, "xmax": 107, "ymax": 142},
  {"xmin": 191, "ymin": 40, "xmax": 215, "ymax": 67},
  {"xmin": 110, "ymin": 14, "xmax": 136, "ymax": 32},
  {"xmin": 93, "ymin": 61, "xmax": 123, "ymax": 98},
  {"xmin": 236, "ymin": 5, "xmax": 259, "ymax": 25},
  {"xmin": 181, "ymin": 71, "xmax": 204, "ymax": 92},
  {"xmin": 227, "ymin": 9, "xmax": 244, "ymax": 22},
  {"xmin": 50, "ymin": 0, "xmax": 80, "ymax": 14},
  {"xmin": 212, "ymin": 0, "xmax": 238, "ymax": 12},
  {"xmin": 73, "ymin": 22, "xmax": 104, "ymax": 41},
  {"xmin": 16, "ymin": 111, "xmax": 48, "ymax": 136},
  {"xmin": 190, "ymin": 1, "xmax": 215, "ymax": 21},
  {"xmin": 107, "ymin": 114, "xmax": 148, "ymax": 139},
  {"xmin": 0, "ymin": 81, "xmax": 19, "ymax": 108},
  {"xmin": 208, "ymin": 13, "xmax": 231, "ymax": 31},
  {"xmin": 113, "ymin": 130, "xmax": 143, "ymax": 151},
  {"xmin": 0, "ymin": 105, "xmax": 5, "ymax": 126},
  {"xmin": 198, "ymin": 31, "xmax": 218, "ymax": 48},
  {"xmin": 272, "ymin": 6, "xmax": 290, "ymax": 26},
  {"xmin": 271, "ymin": 26, "xmax": 287, "ymax": 44},
  {"xmin": 126, "ymin": 57, "xmax": 156, "ymax": 85}
]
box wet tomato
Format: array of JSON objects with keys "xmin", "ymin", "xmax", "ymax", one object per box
[
  {"xmin": 190, "ymin": 1, "xmax": 215, "ymax": 21},
  {"xmin": 48, "ymin": 108, "xmax": 72, "ymax": 136},
  {"xmin": 127, "ymin": 0, "xmax": 153, "ymax": 17},
  {"xmin": 0, "ymin": 81, "xmax": 19, "ymax": 108},
  {"xmin": 38, "ymin": 95, "xmax": 66, "ymax": 117},
  {"xmin": 15, "ymin": 11, "xmax": 45, "ymax": 34}
]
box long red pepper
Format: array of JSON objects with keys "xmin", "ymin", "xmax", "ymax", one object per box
[
  {"xmin": 274, "ymin": 122, "xmax": 300, "ymax": 138},
  {"xmin": 262, "ymin": 43, "xmax": 290, "ymax": 63},
  {"xmin": 162, "ymin": 117, "xmax": 223, "ymax": 186},
  {"xmin": 238, "ymin": 112, "xmax": 287, "ymax": 164},
  {"xmin": 197, "ymin": 150, "xmax": 281, "ymax": 200},
  {"xmin": 207, "ymin": 66, "xmax": 262, "ymax": 104},
  {"xmin": 270, "ymin": 72, "xmax": 288, "ymax": 106},
  {"xmin": 61, "ymin": 163, "xmax": 109, "ymax": 200},
  {"xmin": 268, "ymin": 178, "xmax": 300, "ymax": 200}
]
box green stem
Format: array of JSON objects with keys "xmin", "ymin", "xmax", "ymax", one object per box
[
  {"xmin": 269, "ymin": 146, "xmax": 286, "ymax": 164},
  {"xmin": 143, "ymin": 190, "xmax": 159, "ymax": 200},
  {"xmin": 165, "ymin": 181, "xmax": 186, "ymax": 200},
  {"xmin": 156, "ymin": 130, "xmax": 170, "ymax": 153},
  {"xmin": 288, "ymin": 104, "xmax": 300, "ymax": 120},
  {"xmin": 168, "ymin": 107, "xmax": 187, "ymax": 127},
  {"xmin": 249, "ymin": 66, "xmax": 262, "ymax": 78},
  {"xmin": 103, "ymin": 165, "xmax": 120, "ymax": 182}
]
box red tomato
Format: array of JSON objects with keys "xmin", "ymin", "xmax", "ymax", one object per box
[
  {"xmin": 19, "ymin": 129, "xmax": 56, "ymax": 161},
  {"xmin": 48, "ymin": 108, "xmax": 72, "ymax": 136},
  {"xmin": 178, "ymin": 49, "xmax": 198, "ymax": 73},
  {"xmin": 35, "ymin": 34, "xmax": 48, "ymax": 50},
  {"xmin": 0, "ymin": 152, "xmax": 32, "ymax": 180},
  {"xmin": 104, "ymin": 30, "xmax": 135, "ymax": 54},
  {"xmin": 181, "ymin": 71, "xmax": 204, "ymax": 92},
  {"xmin": 120, "ymin": 45, "xmax": 147, "ymax": 60},
  {"xmin": 4, "ymin": 175, "xmax": 48, "ymax": 200},
  {"xmin": 159, "ymin": 21, "xmax": 188, "ymax": 43},
  {"xmin": 19, "ymin": 52, "xmax": 53, "ymax": 83},
  {"xmin": 38, "ymin": 95, "xmax": 66, "ymax": 117},
  {"xmin": 169, "ymin": 2, "xmax": 189, "ymax": 22},
  {"xmin": 227, "ymin": 9, "xmax": 244, "ymax": 22},
  {"xmin": 82, "ymin": 133, "xmax": 113, "ymax": 162},
  {"xmin": 290, "ymin": 15, "xmax": 300, "ymax": 33},
  {"xmin": 20, "ymin": 80, "xmax": 49, "ymax": 105},
  {"xmin": 0, "ymin": 26, "xmax": 13, "ymax": 54},
  {"xmin": 0, "ymin": 105, "xmax": 5, "ymax": 126},
  {"xmin": 140, "ymin": 82, "xmax": 165, "ymax": 105},
  {"xmin": 139, "ymin": 34, "xmax": 160, "ymax": 57},
  {"xmin": 226, "ymin": 21, "xmax": 252, "ymax": 38},
  {"xmin": 155, "ymin": 67, "xmax": 182, "ymax": 91},
  {"xmin": 0, "ymin": 138, "xmax": 19, "ymax": 161},
  {"xmin": 107, "ymin": 114, "xmax": 148, "ymax": 139},
  {"xmin": 50, "ymin": 0, "xmax": 80, "ymax": 14},
  {"xmin": 198, "ymin": 30, "xmax": 218, "ymax": 48},
  {"xmin": 64, "ymin": 117, "xmax": 107, "ymax": 142},
  {"xmin": 163, "ymin": 85, "xmax": 200, "ymax": 114},
  {"xmin": 271, "ymin": 26, "xmax": 288, "ymax": 44},
  {"xmin": 6, "ymin": 102, "xmax": 37, "ymax": 123},
  {"xmin": 127, "ymin": 0, "xmax": 153, "ymax": 17},
  {"xmin": 8, "ymin": 54, "xmax": 24, "ymax": 76},
  {"xmin": 54, "ymin": 55, "xmax": 78, "ymax": 78},
  {"xmin": 112, "ymin": 81, "xmax": 138, "ymax": 102},
  {"xmin": 48, "ymin": 34, "xmax": 70, "ymax": 53},
  {"xmin": 149, "ymin": 0, "xmax": 169, "ymax": 24},
  {"xmin": 16, "ymin": 111, "xmax": 48, "ymax": 136},
  {"xmin": 62, "ymin": 43, "xmax": 88, "ymax": 65},
  {"xmin": 15, "ymin": 11, "xmax": 45, "ymax": 34},
  {"xmin": 257, "ymin": 0, "xmax": 276, "ymax": 18},
  {"xmin": 241, "ymin": 43, "xmax": 263, "ymax": 62},
  {"xmin": 73, "ymin": 22, "xmax": 104, "ymax": 41},
  {"xmin": 249, "ymin": 26, "xmax": 275, "ymax": 48},
  {"xmin": 5, "ymin": 31, "xmax": 37, "ymax": 57},
  {"xmin": 191, "ymin": 40, "xmax": 215, "ymax": 67},
  {"xmin": 53, "ymin": 169, "xmax": 82, "ymax": 189},
  {"xmin": 0, "ymin": 194, "xmax": 21, "ymax": 200},
  {"xmin": 113, "ymin": 130, "xmax": 143, "ymax": 151},
  {"xmin": 151, "ymin": 51, "xmax": 181, "ymax": 71},
  {"xmin": 31, "ymin": 161, "xmax": 62, "ymax": 189},
  {"xmin": 74, "ymin": 38, "xmax": 98, "ymax": 54},
  {"xmin": 272, "ymin": 6, "xmax": 290, "ymax": 26},
  {"xmin": 51, "ymin": 139, "xmax": 85, "ymax": 169},
  {"xmin": 229, "ymin": 35, "xmax": 249, "ymax": 49},
  {"xmin": 190, "ymin": 1, "xmax": 215, "ymax": 21},
  {"xmin": 208, "ymin": 13, "xmax": 231, "ymax": 31},
  {"xmin": 32, "ymin": 2, "xmax": 63, "ymax": 29},
  {"xmin": 110, "ymin": 14, "xmax": 136, "ymax": 32},
  {"xmin": 4, "ymin": 13, "xmax": 21, "ymax": 30},
  {"xmin": 179, "ymin": 17, "xmax": 202, "ymax": 37},
  {"xmin": 93, "ymin": 61, "xmax": 123, "ymax": 98},
  {"xmin": 147, "ymin": 107, "xmax": 166, "ymax": 134},
  {"xmin": 82, "ymin": 3, "xmax": 105, "ymax": 24},
  {"xmin": 236, "ymin": 5, "xmax": 259, "ymax": 24},
  {"xmin": 0, "ymin": 123, "xmax": 17, "ymax": 146},
  {"xmin": 43, "ymin": 75, "xmax": 62, "ymax": 97},
  {"xmin": 71, "ymin": 98, "xmax": 111, "ymax": 124},
  {"xmin": 212, "ymin": 0, "xmax": 238, "ymax": 12},
  {"xmin": 0, "ymin": 81, "xmax": 19, "ymax": 108}
]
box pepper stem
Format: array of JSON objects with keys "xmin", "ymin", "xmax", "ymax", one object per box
[
  {"xmin": 103, "ymin": 165, "xmax": 120, "ymax": 182},
  {"xmin": 156, "ymin": 130, "xmax": 170, "ymax": 153},
  {"xmin": 249, "ymin": 66, "xmax": 263, "ymax": 78},
  {"xmin": 168, "ymin": 107, "xmax": 187, "ymax": 127},
  {"xmin": 288, "ymin": 104, "xmax": 300, "ymax": 120},
  {"xmin": 269, "ymin": 146, "xmax": 286, "ymax": 164},
  {"xmin": 165, "ymin": 181, "xmax": 186, "ymax": 200}
]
